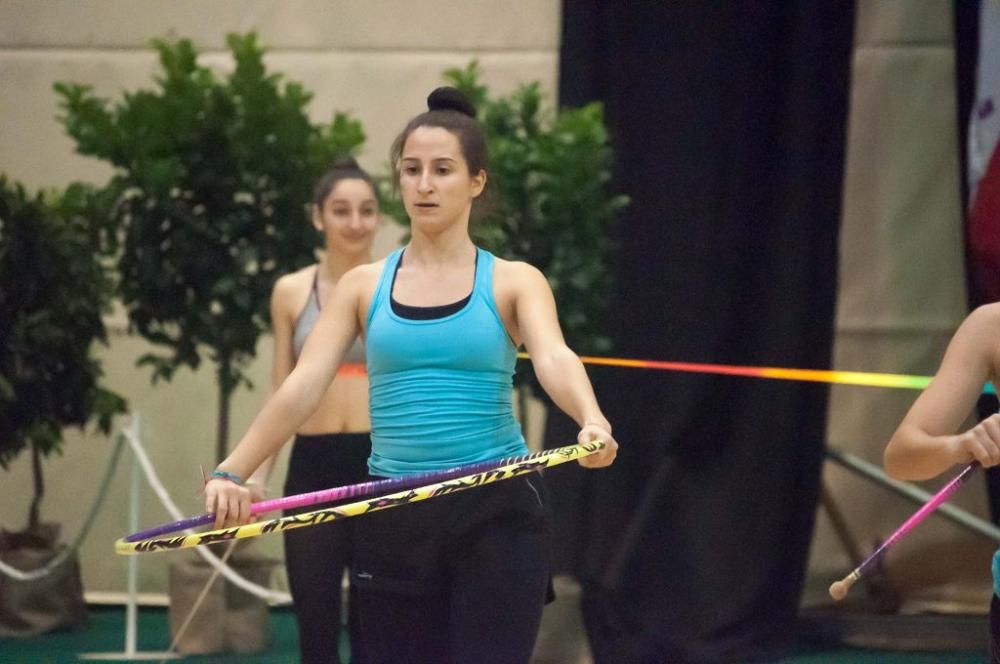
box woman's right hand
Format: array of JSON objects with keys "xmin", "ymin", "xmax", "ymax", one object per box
[
  {"xmin": 954, "ymin": 413, "xmax": 1000, "ymax": 468},
  {"xmin": 204, "ymin": 478, "xmax": 254, "ymax": 529}
]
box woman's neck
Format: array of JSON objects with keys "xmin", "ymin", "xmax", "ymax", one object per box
[{"xmin": 406, "ymin": 225, "xmax": 475, "ymax": 268}]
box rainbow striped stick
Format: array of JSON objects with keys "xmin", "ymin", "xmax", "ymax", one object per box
[
  {"xmin": 203, "ymin": 352, "xmax": 996, "ymax": 393},
  {"xmin": 252, "ymin": 352, "xmax": 998, "ymax": 393},
  {"xmin": 517, "ymin": 353, "xmax": 996, "ymax": 394},
  {"xmin": 125, "ymin": 443, "xmax": 602, "ymax": 542},
  {"xmin": 116, "ymin": 440, "xmax": 604, "ymax": 555},
  {"xmin": 828, "ymin": 462, "xmax": 979, "ymax": 601}
]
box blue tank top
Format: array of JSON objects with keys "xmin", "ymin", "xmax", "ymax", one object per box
[
  {"xmin": 365, "ymin": 247, "xmax": 527, "ymax": 477},
  {"xmin": 994, "ymin": 547, "xmax": 1000, "ymax": 597}
]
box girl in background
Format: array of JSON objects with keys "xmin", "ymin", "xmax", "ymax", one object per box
[{"xmin": 254, "ymin": 157, "xmax": 377, "ymax": 663}]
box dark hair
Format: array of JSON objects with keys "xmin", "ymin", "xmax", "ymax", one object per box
[
  {"xmin": 312, "ymin": 156, "xmax": 378, "ymax": 208},
  {"xmin": 390, "ymin": 87, "xmax": 489, "ymax": 177}
]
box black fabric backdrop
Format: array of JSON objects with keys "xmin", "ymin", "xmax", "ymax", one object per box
[{"xmin": 546, "ymin": 2, "xmax": 855, "ymax": 661}]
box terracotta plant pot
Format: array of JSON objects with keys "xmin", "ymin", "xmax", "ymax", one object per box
[{"xmin": 167, "ymin": 541, "xmax": 279, "ymax": 655}]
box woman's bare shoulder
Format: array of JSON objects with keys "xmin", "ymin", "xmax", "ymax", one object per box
[
  {"xmin": 970, "ymin": 302, "xmax": 1000, "ymax": 323},
  {"xmin": 338, "ymin": 258, "xmax": 386, "ymax": 293},
  {"xmin": 963, "ymin": 304, "xmax": 1000, "ymax": 366},
  {"xmin": 271, "ymin": 264, "xmax": 316, "ymax": 312},
  {"xmin": 961, "ymin": 303, "xmax": 1000, "ymax": 338},
  {"xmin": 274, "ymin": 264, "xmax": 316, "ymax": 290},
  {"xmin": 493, "ymin": 258, "xmax": 552, "ymax": 300}
]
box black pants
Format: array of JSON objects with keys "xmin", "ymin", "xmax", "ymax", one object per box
[
  {"xmin": 352, "ymin": 473, "xmax": 552, "ymax": 664},
  {"xmin": 974, "ymin": 395, "xmax": 1000, "ymax": 525},
  {"xmin": 991, "ymin": 594, "xmax": 1000, "ymax": 664},
  {"xmin": 283, "ymin": 432, "xmax": 371, "ymax": 664}
]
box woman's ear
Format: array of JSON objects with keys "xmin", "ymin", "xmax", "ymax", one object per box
[
  {"xmin": 310, "ymin": 204, "xmax": 324, "ymax": 231},
  {"xmin": 471, "ymin": 169, "xmax": 487, "ymax": 198}
]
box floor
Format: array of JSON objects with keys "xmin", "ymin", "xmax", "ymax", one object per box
[{"xmin": 0, "ymin": 576, "xmax": 989, "ymax": 663}]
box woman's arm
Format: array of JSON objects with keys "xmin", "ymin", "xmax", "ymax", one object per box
[
  {"xmin": 885, "ymin": 305, "xmax": 1000, "ymax": 480},
  {"xmin": 245, "ymin": 276, "xmax": 298, "ymax": 495},
  {"xmin": 512, "ymin": 263, "xmax": 618, "ymax": 468},
  {"xmin": 204, "ymin": 267, "xmax": 367, "ymax": 526}
]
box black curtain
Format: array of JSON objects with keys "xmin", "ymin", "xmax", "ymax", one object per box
[{"xmin": 553, "ymin": 2, "xmax": 854, "ymax": 661}]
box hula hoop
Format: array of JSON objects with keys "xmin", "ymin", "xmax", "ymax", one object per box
[
  {"xmin": 116, "ymin": 440, "xmax": 604, "ymax": 555},
  {"xmin": 126, "ymin": 442, "xmax": 606, "ymax": 542}
]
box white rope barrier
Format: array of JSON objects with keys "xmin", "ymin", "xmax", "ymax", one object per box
[
  {"xmin": 0, "ymin": 432, "xmax": 125, "ymax": 582},
  {"xmin": 120, "ymin": 417, "xmax": 291, "ymax": 605}
]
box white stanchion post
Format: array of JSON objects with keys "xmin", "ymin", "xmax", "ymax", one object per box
[
  {"xmin": 124, "ymin": 428, "xmax": 139, "ymax": 656},
  {"xmin": 80, "ymin": 414, "xmax": 178, "ymax": 661}
]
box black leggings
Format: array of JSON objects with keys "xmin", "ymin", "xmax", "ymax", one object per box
[
  {"xmin": 283, "ymin": 432, "xmax": 371, "ymax": 664},
  {"xmin": 352, "ymin": 473, "xmax": 552, "ymax": 664},
  {"xmin": 992, "ymin": 594, "xmax": 1000, "ymax": 664}
]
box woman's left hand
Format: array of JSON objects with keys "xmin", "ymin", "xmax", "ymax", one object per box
[{"xmin": 576, "ymin": 423, "xmax": 618, "ymax": 468}]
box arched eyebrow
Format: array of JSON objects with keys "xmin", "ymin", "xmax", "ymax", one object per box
[
  {"xmin": 400, "ymin": 156, "xmax": 459, "ymax": 165},
  {"xmin": 328, "ymin": 197, "xmax": 378, "ymax": 206}
]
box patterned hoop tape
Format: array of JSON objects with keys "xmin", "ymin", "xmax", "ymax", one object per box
[
  {"xmin": 127, "ymin": 441, "xmax": 605, "ymax": 542},
  {"xmin": 115, "ymin": 440, "xmax": 605, "ymax": 555}
]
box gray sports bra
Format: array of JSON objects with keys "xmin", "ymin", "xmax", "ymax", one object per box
[{"xmin": 292, "ymin": 267, "xmax": 366, "ymax": 366}]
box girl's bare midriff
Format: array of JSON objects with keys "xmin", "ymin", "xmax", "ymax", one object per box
[{"xmin": 296, "ymin": 372, "xmax": 370, "ymax": 435}]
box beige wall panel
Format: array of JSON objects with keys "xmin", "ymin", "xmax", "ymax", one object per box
[
  {"xmin": 0, "ymin": 0, "xmax": 559, "ymax": 51},
  {"xmin": 0, "ymin": 52, "xmax": 161, "ymax": 189},
  {"xmin": 811, "ymin": 0, "xmax": 990, "ymax": 610},
  {"xmin": 0, "ymin": 49, "xmax": 556, "ymax": 187},
  {"xmin": 266, "ymin": 51, "xmax": 559, "ymax": 172},
  {"xmin": 855, "ymin": 0, "xmax": 954, "ymax": 46},
  {"xmin": 835, "ymin": 48, "xmax": 966, "ymax": 330}
]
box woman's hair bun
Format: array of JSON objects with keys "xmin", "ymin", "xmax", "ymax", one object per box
[
  {"xmin": 332, "ymin": 155, "xmax": 361, "ymax": 170},
  {"xmin": 427, "ymin": 87, "xmax": 476, "ymax": 118}
]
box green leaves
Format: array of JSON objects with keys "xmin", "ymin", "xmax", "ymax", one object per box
[
  {"xmin": 314, "ymin": 113, "xmax": 367, "ymax": 168},
  {"xmin": 436, "ymin": 62, "xmax": 628, "ymax": 388},
  {"xmin": 0, "ymin": 177, "xmax": 126, "ymax": 471},
  {"xmin": 55, "ymin": 33, "xmax": 365, "ymax": 410}
]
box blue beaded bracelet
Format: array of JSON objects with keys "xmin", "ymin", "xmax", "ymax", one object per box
[{"xmin": 209, "ymin": 469, "xmax": 245, "ymax": 485}]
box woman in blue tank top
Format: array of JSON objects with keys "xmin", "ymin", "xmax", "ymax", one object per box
[
  {"xmin": 250, "ymin": 157, "xmax": 376, "ymax": 664},
  {"xmin": 205, "ymin": 87, "xmax": 619, "ymax": 663},
  {"xmin": 883, "ymin": 304, "xmax": 1000, "ymax": 661}
]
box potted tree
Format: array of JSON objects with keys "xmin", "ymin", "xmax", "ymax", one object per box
[
  {"xmin": 57, "ymin": 33, "xmax": 364, "ymax": 464},
  {"xmin": 55, "ymin": 33, "xmax": 366, "ymax": 654},
  {"xmin": 0, "ymin": 176, "xmax": 126, "ymax": 636}
]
